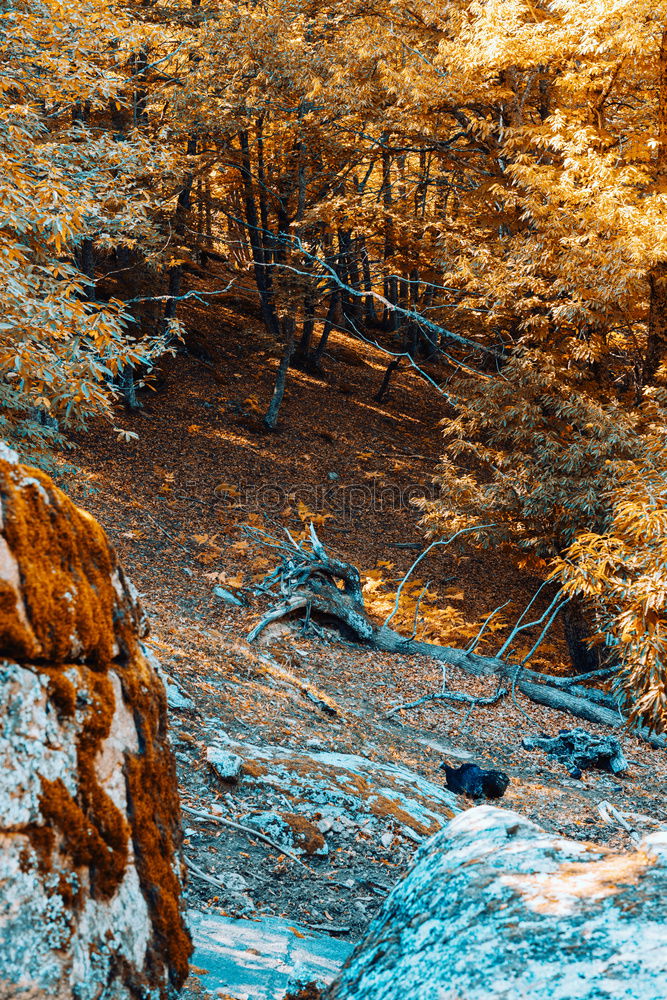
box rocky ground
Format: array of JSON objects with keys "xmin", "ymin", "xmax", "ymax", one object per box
[{"xmin": 57, "ymin": 287, "xmax": 667, "ymax": 998}]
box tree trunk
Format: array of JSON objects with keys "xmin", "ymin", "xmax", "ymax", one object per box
[
  {"xmin": 376, "ymin": 357, "xmax": 401, "ymax": 402},
  {"xmin": 263, "ymin": 318, "xmax": 295, "ymax": 430},
  {"xmin": 238, "ymin": 130, "xmax": 280, "ymax": 340},
  {"xmin": 312, "ymin": 289, "xmax": 340, "ymax": 366},
  {"xmin": 562, "ymin": 599, "xmax": 602, "ymax": 675}
]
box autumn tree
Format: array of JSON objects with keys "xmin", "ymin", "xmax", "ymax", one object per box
[
  {"xmin": 0, "ymin": 0, "xmax": 180, "ymax": 456},
  {"xmin": 414, "ymin": 0, "xmax": 667, "ymax": 726}
]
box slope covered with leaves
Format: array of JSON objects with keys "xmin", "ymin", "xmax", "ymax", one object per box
[{"xmin": 57, "ymin": 290, "xmax": 667, "ymax": 988}]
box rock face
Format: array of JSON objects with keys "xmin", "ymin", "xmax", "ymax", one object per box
[
  {"xmin": 326, "ymin": 805, "xmax": 667, "ymax": 1000},
  {"xmin": 207, "ymin": 733, "xmax": 459, "ymax": 847},
  {"xmin": 0, "ymin": 445, "xmax": 191, "ymax": 999}
]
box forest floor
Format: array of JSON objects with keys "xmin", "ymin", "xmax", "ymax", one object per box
[{"xmin": 60, "ymin": 275, "xmax": 667, "ymax": 998}]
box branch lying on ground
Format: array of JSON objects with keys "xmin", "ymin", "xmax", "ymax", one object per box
[
  {"xmin": 597, "ymin": 801, "xmax": 643, "ymax": 845},
  {"xmin": 181, "ymin": 804, "xmax": 312, "ymax": 872},
  {"xmin": 384, "ymin": 687, "xmax": 507, "ymax": 719},
  {"xmin": 244, "ymin": 524, "xmax": 666, "ymax": 747}
]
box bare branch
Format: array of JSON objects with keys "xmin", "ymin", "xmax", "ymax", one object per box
[
  {"xmin": 383, "ymin": 524, "xmax": 496, "ymax": 629},
  {"xmin": 384, "ymin": 686, "xmax": 507, "ymax": 719}
]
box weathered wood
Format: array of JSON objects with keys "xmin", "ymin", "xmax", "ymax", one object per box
[{"xmin": 246, "ymin": 526, "xmax": 664, "ymax": 739}]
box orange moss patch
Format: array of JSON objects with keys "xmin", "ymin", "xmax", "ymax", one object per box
[
  {"xmin": 40, "ymin": 776, "xmax": 128, "ymax": 900},
  {"xmin": 281, "ymin": 813, "xmax": 325, "ymax": 855},
  {"xmin": 0, "ymin": 456, "xmax": 192, "ymax": 996},
  {"xmin": 369, "ymin": 795, "xmax": 434, "ymax": 837},
  {"xmin": 37, "ymin": 671, "xmax": 128, "ymax": 900},
  {"xmin": 40, "ymin": 667, "xmax": 77, "ymax": 719},
  {"xmin": 242, "ymin": 761, "xmax": 269, "ymax": 778},
  {"xmin": 284, "ymin": 984, "xmax": 324, "ymax": 1000},
  {"xmin": 122, "ymin": 654, "xmax": 192, "ymax": 990},
  {"xmin": 0, "ymin": 457, "xmax": 118, "ymax": 664}
]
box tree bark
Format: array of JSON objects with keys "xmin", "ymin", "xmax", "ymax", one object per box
[
  {"xmin": 238, "ymin": 130, "xmax": 280, "ymax": 340},
  {"xmin": 263, "ymin": 318, "xmax": 295, "ymax": 429}
]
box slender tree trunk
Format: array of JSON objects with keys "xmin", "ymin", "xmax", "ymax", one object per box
[
  {"xmin": 376, "ymin": 357, "xmax": 401, "ymax": 402},
  {"xmin": 263, "ymin": 318, "xmax": 295, "ymax": 429},
  {"xmin": 160, "ymin": 138, "xmax": 197, "ymax": 342},
  {"xmin": 361, "ymin": 242, "xmax": 378, "ymax": 325},
  {"xmin": 563, "ymin": 599, "xmax": 602, "ymax": 675},
  {"xmin": 256, "ymin": 116, "xmax": 273, "ymax": 276},
  {"xmin": 238, "ymin": 130, "xmax": 280, "ymax": 339},
  {"xmin": 312, "ymin": 288, "xmax": 340, "ymax": 366},
  {"xmin": 296, "ymin": 290, "xmax": 316, "ymax": 359},
  {"xmin": 133, "ymin": 48, "xmax": 149, "ymax": 126}
]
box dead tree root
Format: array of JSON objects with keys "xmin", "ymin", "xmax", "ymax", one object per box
[{"xmin": 245, "ymin": 525, "xmax": 665, "ymax": 748}]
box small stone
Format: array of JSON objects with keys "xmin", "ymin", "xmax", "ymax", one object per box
[
  {"xmin": 165, "ymin": 682, "xmax": 195, "ymax": 711},
  {"xmin": 218, "ymin": 871, "xmax": 248, "ymax": 893},
  {"xmin": 247, "ymin": 812, "xmax": 295, "ymax": 850},
  {"xmin": 380, "ymin": 832, "xmax": 394, "ymax": 849},
  {"xmin": 212, "ymin": 585, "xmax": 246, "ymax": 607},
  {"xmin": 317, "ymin": 818, "xmax": 334, "ymax": 834},
  {"xmin": 227, "ymin": 891, "xmax": 255, "ymax": 916},
  {"xmin": 327, "ymin": 471, "xmax": 340, "ymax": 481},
  {"xmin": 206, "ymin": 746, "xmax": 243, "ymax": 782}
]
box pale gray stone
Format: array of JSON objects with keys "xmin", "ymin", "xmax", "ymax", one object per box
[
  {"xmin": 206, "ymin": 745, "xmax": 243, "ymax": 782},
  {"xmin": 327, "ymin": 806, "xmax": 667, "ymax": 1000}
]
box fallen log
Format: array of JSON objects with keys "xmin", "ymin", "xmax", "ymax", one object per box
[{"xmin": 245, "ymin": 524, "xmax": 664, "ymax": 743}]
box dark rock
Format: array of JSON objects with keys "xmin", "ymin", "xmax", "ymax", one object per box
[
  {"xmin": 440, "ymin": 762, "xmax": 510, "ymax": 799},
  {"xmin": 522, "ymin": 728, "xmax": 628, "ymax": 778}
]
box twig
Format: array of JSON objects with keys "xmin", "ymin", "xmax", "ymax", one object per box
[
  {"xmin": 518, "ymin": 598, "xmax": 570, "ymax": 665},
  {"xmin": 495, "ymin": 581, "xmax": 551, "ymax": 658},
  {"xmin": 143, "ymin": 510, "xmax": 190, "ymax": 552},
  {"xmin": 181, "ymin": 804, "xmax": 313, "ymax": 871},
  {"xmin": 496, "ymin": 588, "xmax": 566, "ymax": 660},
  {"xmin": 383, "ymin": 525, "xmax": 496, "ymax": 628},
  {"xmin": 597, "ymin": 800, "xmax": 642, "ymax": 845},
  {"xmin": 384, "ymin": 686, "xmax": 507, "ymax": 719},
  {"xmin": 402, "ymin": 580, "xmax": 431, "ymax": 642},
  {"xmin": 539, "ymin": 667, "xmax": 614, "ymax": 688},
  {"xmin": 466, "ymin": 600, "xmax": 511, "ymax": 654},
  {"xmin": 302, "ymin": 922, "xmax": 351, "ymax": 935},
  {"xmin": 510, "ymin": 662, "xmax": 539, "ymax": 728},
  {"xmin": 184, "ymin": 855, "xmax": 236, "ymax": 892}
]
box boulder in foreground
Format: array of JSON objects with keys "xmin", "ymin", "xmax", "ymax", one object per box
[
  {"xmin": 0, "ymin": 444, "xmax": 191, "ymax": 999},
  {"xmin": 326, "ymin": 804, "xmax": 667, "ymax": 1000}
]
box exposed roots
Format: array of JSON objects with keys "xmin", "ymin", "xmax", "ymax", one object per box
[{"xmin": 244, "ymin": 524, "xmax": 665, "ymax": 747}]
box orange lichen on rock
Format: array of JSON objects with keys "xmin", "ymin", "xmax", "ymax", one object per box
[
  {"xmin": 38, "ymin": 672, "xmax": 129, "ymax": 901},
  {"xmin": 281, "ymin": 813, "xmax": 326, "ymax": 855},
  {"xmin": 0, "ymin": 456, "xmax": 120, "ymax": 664},
  {"xmin": 122, "ymin": 651, "xmax": 192, "ymax": 988},
  {"xmin": 0, "ymin": 450, "xmax": 192, "ymax": 997},
  {"xmin": 242, "ymin": 761, "xmax": 269, "ymax": 778}
]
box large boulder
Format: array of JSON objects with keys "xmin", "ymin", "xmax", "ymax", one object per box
[
  {"xmin": 326, "ymin": 805, "xmax": 667, "ymax": 1000},
  {"xmin": 0, "ymin": 444, "xmax": 191, "ymax": 999}
]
